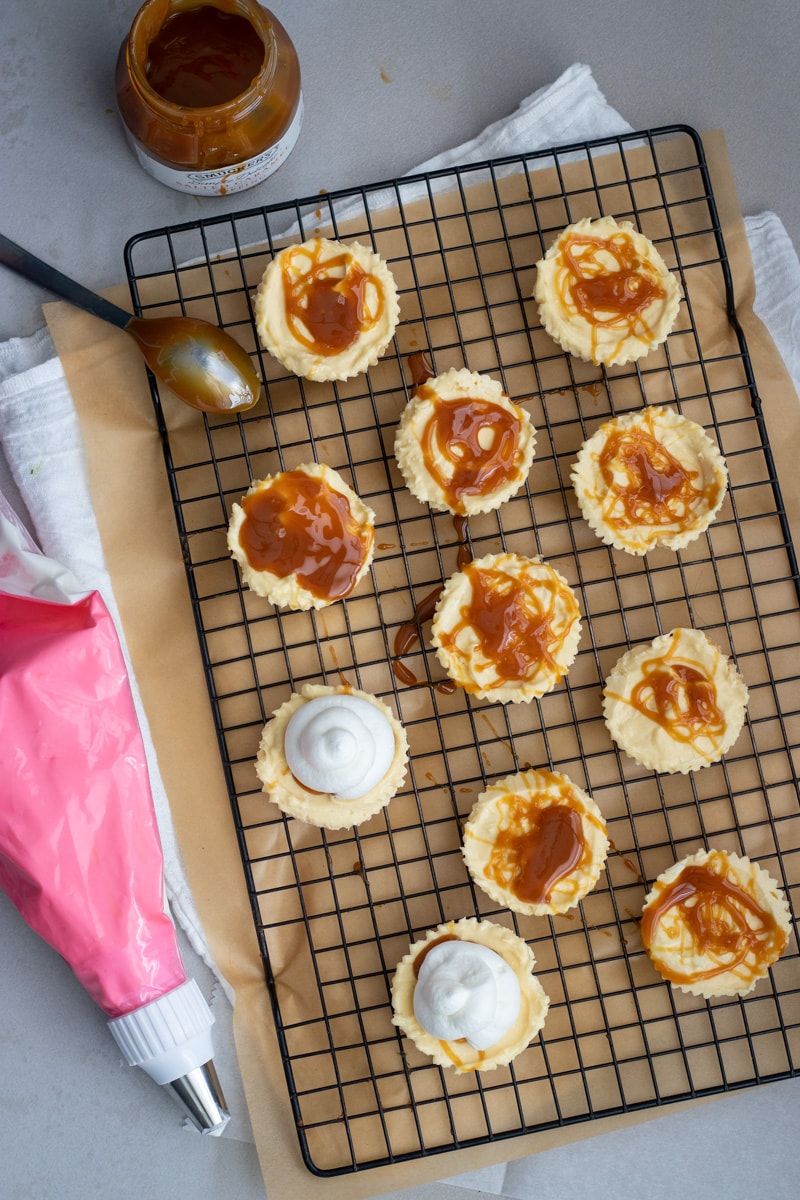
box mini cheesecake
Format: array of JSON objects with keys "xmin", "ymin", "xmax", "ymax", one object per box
[
  {"xmin": 394, "ymin": 367, "xmax": 536, "ymax": 516},
  {"xmin": 462, "ymin": 768, "xmax": 608, "ymax": 916},
  {"xmin": 254, "ymin": 237, "xmax": 399, "ymax": 381},
  {"xmin": 390, "ymin": 918, "xmax": 549, "ymax": 1073},
  {"xmin": 603, "ymin": 627, "xmax": 748, "ymax": 773},
  {"xmin": 227, "ymin": 462, "xmax": 375, "ymax": 610},
  {"xmin": 572, "ymin": 406, "xmax": 728, "ymax": 555},
  {"xmin": 255, "ymin": 683, "xmax": 408, "ymax": 829},
  {"xmin": 534, "ymin": 216, "xmax": 681, "ymax": 366},
  {"xmin": 431, "ymin": 552, "xmax": 582, "ymax": 703},
  {"xmin": 641, "ymin": 849, "xmax": 790, "ymax": 997}
]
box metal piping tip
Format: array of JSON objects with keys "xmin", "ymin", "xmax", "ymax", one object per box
[{"xmin": 164, "ymin": 1059, "xmax": 230, "ymax": 1135}]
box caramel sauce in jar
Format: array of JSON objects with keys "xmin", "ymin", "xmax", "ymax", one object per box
[
  {"xmin": 116, "ymin": 0, "xmax": 302, "ymax": 194},
  {"xmin": 145, "ymin": 6, "xmax": 265, "ymax": 106},
  {"xmin": 641, "ymin": 852, "xmax": 787, "ymax": 987},
  {"xmin": 279, "ymin": 242, "xmax": 387, "ymax": 357},
  {"xmin": 238, "ymin": 469, "xmax": 373, "ymax": 602},
  {"xmin": 417, "ymin": 386, "xmax": 523, "ymax": 514}
]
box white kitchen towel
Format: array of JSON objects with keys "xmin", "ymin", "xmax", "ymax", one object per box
[
  {"xmin": 1, "ymin": 60, "xmax": 799, "ymax": 992},
  {"xmin": 0, "ymin": 331, "xmax": 223, "ymax": 990},
  {"xmin": 747, "ymin": 209, "xmax": 800, "ymax": 390}
]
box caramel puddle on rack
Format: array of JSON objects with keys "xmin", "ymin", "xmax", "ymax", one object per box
[
  {"xmin": 453, "ymin": 514, "xmax": 472, "ymax": 568},
  {"xmin": 392, "ymin": 585, "xmax": 443, "ymax": 686},
  {"xmin": 407, "ymin": 349, "xmax": 434, "ymax": 387}
]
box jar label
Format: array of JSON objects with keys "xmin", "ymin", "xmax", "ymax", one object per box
[{"xmin": 129, "ymin": 92, "xmax": 304, "ymax": 196}]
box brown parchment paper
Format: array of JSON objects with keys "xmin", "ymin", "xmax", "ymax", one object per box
[{"xmin": 45, "ymin": 130, "xmax": 800, "ymax": 1198}]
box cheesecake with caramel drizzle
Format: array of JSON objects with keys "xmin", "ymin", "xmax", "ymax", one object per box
[
  {"xmin": 603, "ymin": 627, "xmax": 748, "ymax": 773},
  {"xmin": 394, "ymin": 367, "xmax": 536, "ymax": 516},
  {"xmin": 227, "ymin": 462, "xmax": 375, "ymax": 610},
  {"xmin": 254, "ymin": 236, "xmax": 399, "ymax": 381},
  {"xmin": 534, "ymin": 216, "xmax": 681, "ymax": 366},
  {"xmin": 431, "ymin": 552, "xmax": 582, "ymax": 703},
  {"xmin": 572, "ymin": 405, "xmax": 728, "ymax": 555},
  {"xmin": 641, "ymin": 849, "xmax": 790, "ymax": 997},
  {"xmin": 463, "ymin": 768, "xmax": 609, "ymax": 916}
]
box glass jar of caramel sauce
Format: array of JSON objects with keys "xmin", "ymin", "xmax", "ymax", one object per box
[{"xmin": 116, "ymin": 0, "xmax": 302, "ymax": 195}]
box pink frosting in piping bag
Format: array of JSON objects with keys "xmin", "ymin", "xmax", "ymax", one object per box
[
  {"xmin": 0, "ymin": 492, "xmax": 229, "ymax": 1133},
  {"xmin": 0, "ymin": 589, "xmax": 186, "ymax": 1017}
]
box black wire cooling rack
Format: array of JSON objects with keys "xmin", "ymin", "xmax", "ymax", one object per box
[{"xmin": 125, "ymin": 126, "xmax": 800, "ymax": 1176}]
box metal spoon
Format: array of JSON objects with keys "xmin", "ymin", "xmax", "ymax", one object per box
[{"xmin": 0, "ymin": 233, "xmax": 261, "ymax": 415}]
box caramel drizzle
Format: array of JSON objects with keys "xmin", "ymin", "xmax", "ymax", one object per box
[
  {"xmin": 596, "ymin": 412, "xmax": 717, "ymax": 536},
  {"xmin": 641, "ymin": 852, "xmax": 787, "ymax": 986},
  {"xmin": 475, "ymin": 781, "xmax": 599, "ymax": 905},
  {"xmin": 281, "ymin": 242, "xmax": 385, "ymax": 356},
  {"xmin": 417, "ymin": 388, "xmax": 523, "ymax": 514},
  {"xmin": 556, "ymin": 229, "xmax": 668, "ymax": 360},
  {"xmin": 437, "ymin": 562, "xmax": 579, "ymax": 691},
  {"xmin": 606, "ymin": 632, "xmax": 726, "ymax": 758},
  {"xmin": 239, "ymin": 469, "xmax": 373, "ymax": 601}
]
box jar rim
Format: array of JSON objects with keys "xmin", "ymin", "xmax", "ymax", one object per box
[{"xmin": 126, "ymin": 0, "xmax": 278, "ymax": 121}]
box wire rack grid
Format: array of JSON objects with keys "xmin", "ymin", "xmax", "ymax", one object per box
[{"xmin": 124, "ymin": 126, "xmax": 800, "ymax": 1176}]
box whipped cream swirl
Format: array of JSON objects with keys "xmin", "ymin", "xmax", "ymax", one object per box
[
  {"xmin": 413, "ymin": 939, "xmax": 521, "ymax": 1049},
  {"xmin": 284, "ymin": 693, "xmax": 395, "ymax": 800}
]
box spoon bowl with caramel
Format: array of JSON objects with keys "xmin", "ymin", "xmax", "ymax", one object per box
[{"xmin": 0, "ymin": 233, "xmax": 261, "ymax": 415}]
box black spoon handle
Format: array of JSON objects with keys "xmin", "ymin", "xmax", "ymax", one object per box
[{"xmin": 0, "ymin": 232, "xmax": 134, "ymax": 331}]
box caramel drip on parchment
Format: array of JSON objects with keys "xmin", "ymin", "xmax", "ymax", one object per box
[{"xmin": 392, "ymin": 585, "xmax": 443, "ymax": 686}]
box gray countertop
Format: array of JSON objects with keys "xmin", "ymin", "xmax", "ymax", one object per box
[{"xmin": 1, "ymin": 3, "xmax": 798, "ymax": 1198}]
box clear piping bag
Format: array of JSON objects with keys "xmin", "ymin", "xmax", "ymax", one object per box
[{"xmin": 0, "ymin": 489, "xmax": 229, "ymax": 1133}]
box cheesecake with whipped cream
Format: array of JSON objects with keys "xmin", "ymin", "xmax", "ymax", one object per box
[
  {"xmin": 390, "ymin": 917, "xmax": 549, "ymax": 1073},
  {"xmin": 255, "ymin": 683, "xmax": 408, "ymax": 829}
]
